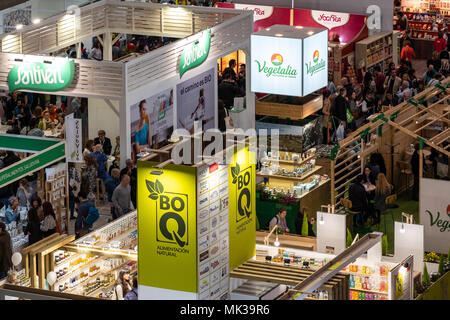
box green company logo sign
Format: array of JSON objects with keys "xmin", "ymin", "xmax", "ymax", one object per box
[
  {"xmin": 305, "ymin": 50, "xmax": 326, "ymax": 77},
  {"xmin": 179, "ymin": 29, "xmax": 211, "ymax": 78},
  {"xmin": 231, "ymin": 164, "xmax": 252, "ymax": 223},
  {"xmin": 425, "ymin": 205, "xmax": 450, "ymax": 232},
  {"xmin": 8, "ymin": 59, "xmax": 75, "ymax": 93},
  {"xmin": 146, "ymin": 179, "xmax": 189, "ymax": 249},
  {"xmin": 255, "ymin": 53, "xmax": 297, "ymax": 78}
]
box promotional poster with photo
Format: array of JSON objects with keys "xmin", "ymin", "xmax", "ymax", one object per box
[
  {"xmin": 177, "ymin": 68, "xmax": 216, "ymax": 134},
  {"xmin": 130, "ymin": 88, "xmax": 174, "ymax": 158}
]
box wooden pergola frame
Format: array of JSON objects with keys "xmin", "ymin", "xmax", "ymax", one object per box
[{"xmin": 330, "ymin": 77, "xmax": 450, "ymax": 210}]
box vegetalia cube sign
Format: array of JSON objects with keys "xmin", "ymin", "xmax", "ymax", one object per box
[
  {"xmin": 419, "ymin": 178, "xmax": 450, "ymax": 254},
  {"xmin": 251, "ymin": 35, "xmax": 302, "ymax": 96},
  {"xmin": 8, "ymin": 59, "xmax": 75, "ymax": 93},
  {"xmin": 251, "ymin": 26, "xmax": 327, "ymax": 97}
]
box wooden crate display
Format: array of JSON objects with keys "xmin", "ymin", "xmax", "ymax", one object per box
[{"xmin": 256, "ymin": 94, "xmax": 323, "ymax": 120}]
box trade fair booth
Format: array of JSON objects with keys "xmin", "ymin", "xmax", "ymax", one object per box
[{"xmin": 0, "ymin": 0, "xmax": 255, "ymax": 167}]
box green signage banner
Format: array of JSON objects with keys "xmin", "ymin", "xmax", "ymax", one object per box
[
  {"xmin": 0, "ymin": 134, "xmax": 59, "ymax": 153},
  {"xmin": 8, "ymin": 59, "xmax": 75, "ymax": 93},
  {"xmin": 0, "ymin": 142, "xmax": 65, "ymax": 188},
  {"xmin": 179, "ymin": 29, "xmax": 211, "ymax": 79}
]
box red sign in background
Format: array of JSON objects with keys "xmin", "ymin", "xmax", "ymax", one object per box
[{"xmin": 217, "ymin": 3, "xmax": 367, "ymax": 45}]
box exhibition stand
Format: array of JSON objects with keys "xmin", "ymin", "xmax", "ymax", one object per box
[
  {"xmin": 7, "ymin": 211, "xmax": 138, "ymax": 298},
  {"xmin": 0, "ymin": 134, "xmax": 68, "ymax": 254},
  {"xmin": 136, "ymin": 134, "xmax": 256, "ymax": 300},
  {"xmin": 398, "ymin": 0, "xmax": 450, "ymax": 59},
  {"xmin": 216, "ymin": 2, "xmax": 369, "ymax": 84},
  {"xmin": 331, "ymin": 77, "xmax": 450, "ymax": 206},
  {"xmin": 0, "ymin": 0, "xmax": 255, "ymax": 167}
]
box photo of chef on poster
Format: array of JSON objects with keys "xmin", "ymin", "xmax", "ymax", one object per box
[
  {"xmin": 130, "ymin": 88, "xmax": 174, "ymax": 159},
  {"xmin": 177, "ymin": 68, "xmax": 215, "ymax": 134}
]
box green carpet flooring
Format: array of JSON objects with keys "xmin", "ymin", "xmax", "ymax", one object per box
[{"xmin": 351, "ymin": 193, "xmax": 419, "ymax": 255}]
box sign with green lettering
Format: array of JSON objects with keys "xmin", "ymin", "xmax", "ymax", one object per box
[
  {"xmin": 420, "ymin": 178, "xmax": 450, "ymax": 254},
  {"xmin": 0, "ymin": 141, "xmax": 65, "ymax": 188},
  {"xmin": 179, "ymin": 29, "xmax": 211, "ymax": 79},
  {"xmin": 8, "ymin": 59, "xmax": 75, "ymax": 93}
]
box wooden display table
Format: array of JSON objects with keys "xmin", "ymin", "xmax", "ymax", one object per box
[
  {"xmin": 256, "ymin": 231, "xmax": 316, "ymax": 251},
  {"xmin": 256, "ymin": 93, "xmax": 322, "ymax": 120}
]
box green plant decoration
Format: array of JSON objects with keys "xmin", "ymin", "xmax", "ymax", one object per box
[
  {"xmin": 447, "ymin": 248, "xmax": 450, "ymax": 262},
  {"xmin": 346, "ymin": 228, "xmax": 353, "ymax": 248},
  {"xmin": 423, "ymin": 264, "xmax": 430, "ymax": 287},
  {"xmin": 438, "ymin": 255, "xmax": 445, "ymax": 276},
  {"xmin": 301, "ymin": 212, "xmax": 309, "ymax": 236},
  {"xmin": 382, "ymin": 235, "xmax": 388, "ymax": 255}
]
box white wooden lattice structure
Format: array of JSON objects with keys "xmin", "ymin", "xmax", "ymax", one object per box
[{"xmin": 0, "ymin": 0, "xmax": 254, "ymax": 166}]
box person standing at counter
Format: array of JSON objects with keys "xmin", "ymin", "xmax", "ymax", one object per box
[
  {"xmin": 124, "ymin": 276, "xmax": 138, "ymax": 300},
  {"xmin": 40, "ymin": 202, "xmax": 57, "ymax": 238},
  {"xmin": 74, "ymin": 192, "xmax": 95, "ymax": 239},
  {"xmin": 373, "ymin": 173, "xmax": 393, "ymax": 225},
  {"xmin": 112, "ymin": 174, "xmax": 134, "ymax": 218},
  {"xmin": 0, "ymin": 222, "xmax": 12, "ymax": 279},
  {"xmin": 115, "ymin": 270, "xmax": 132, "ymax": 300},
  {"xmin": 24, "ymin": 207, "xmax": 42, "ymax": 246},
  {"xmin": 348, "ymin": 175, "xmax": 369, "ymax": 227},
  {"xmin": 16, "ymin": 179, "xmax": 31, "ymax": 208},
  {"xmin": 5, "ymin": 196, "xmax": 19, "ymax": 224},
  {"xmin": 269, "ymin": 207, "xmax": 289, "ymax": 234},
  {"xmin": 94, "ymin": 130, "xmax": 112, "ymax": 156}
]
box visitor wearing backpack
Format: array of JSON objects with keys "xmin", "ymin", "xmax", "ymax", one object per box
[
  {"xmin": 268, "ymin": 207, "xmax": 289, "ymax": 233},
  {"xmin": 74, "ymin": 192, "xmax": 97, "ymax": 239}
]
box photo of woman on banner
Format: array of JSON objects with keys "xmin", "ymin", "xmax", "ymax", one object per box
[{"xmin": 134, "ymin": 100, "xmax": 151, "ymax": 153}]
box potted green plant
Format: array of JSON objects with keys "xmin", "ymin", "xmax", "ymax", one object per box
[{"xmin": 424, "ymin": 251, "xmax": 441, "ymax": 274}]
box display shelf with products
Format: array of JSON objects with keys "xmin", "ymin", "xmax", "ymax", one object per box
[
  {"xmin": 355, "ymin": 32, "xmax": 393, "ymax": 73},
  {"xmin": 41, "ymin": 212, "xmax": 139, "ymax": 299},
  {"xmin": 258, "ymin": 149, "xmax": 330, "ymax": 201},
  {"xmin": 71, "ymin": 211, "xmax": 137, "ymax": 255},
  {"xmin": 45, "ymin": 163, "xmax": 69, "ymax": 234},
  {"xmin": 402, "ymin": 0, "xmax": 450, "ymax": 16}
]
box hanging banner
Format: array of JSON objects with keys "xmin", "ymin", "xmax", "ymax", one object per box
[
  {"xmin": 8, "ymin": 59, "xmax": 75, "ymax": 93},
  {"xmin": 137, "ymin": 162, "xmax": 197, "ymax": 294},
  {"xmin": 179, "ymin": 29, "xmax": 211, "ymax": 79},
  {"xmin": 65, "ymin": 114, "xmax": 83, "ymax": 163},
  {"xmin": 0, "ymin": 133, "xmax": 59, "ymax": 153},
  {"xmin": 228, "ymin": 145, "xmax": 256, "ymax": 270},
  {"xmin": 0, "ymin": 141, "xmax": 65, "ymax": 188},
  {"xmin": 420, "ymin": 178, "xmax": 450, "ymax": 254}
]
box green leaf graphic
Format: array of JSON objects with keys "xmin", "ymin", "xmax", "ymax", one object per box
[
  {"xmin": 236, "ymin": 163, "xmax": 240, "ymax": 175},
  {"xmin": 155, "ymin": 179, "xmax": 164, "ymax": 194},
  {"xmin": 232, "ymin": 177, "xmax": 237, "ymax": 184},
  {"xmin": 146, "ymin": 180, "xmax": 156, "ymax": 194},
  {"xmin": 231, "ymin": 167, "xmax": 236, "ymax": 179},
  {"xmin": 149, "ymin": 193, "xmax": 158, "ymax": 200},
  {"xmin": 70, "ymin": 151, "xmax": 76, "ymax": 158}
]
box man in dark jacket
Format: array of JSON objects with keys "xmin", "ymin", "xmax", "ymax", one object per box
[
  {"xmin": 222, "ymin": 59, "xmax": 237, "ymax": 81},
  {"xmin": 94, "ymin": 129, "xmax": 112, "ymax": 155},
  {"xmin": 333, "ymin": 88, "xmax": 348, "ymax": 127},
  {"xmin": 348, "ymin": 175, "xmax": 369, "ymax": 226},
  {"xmin": 218, "ymin": 72, "xmax": 242, "ymax": 109},
  {"xmin": 0, "ymin": 222, "xmax": 12, "ymax": 279},
  {"xmin": 74, "ymin": 192, "xmax": 95, "ymax": 238}
]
